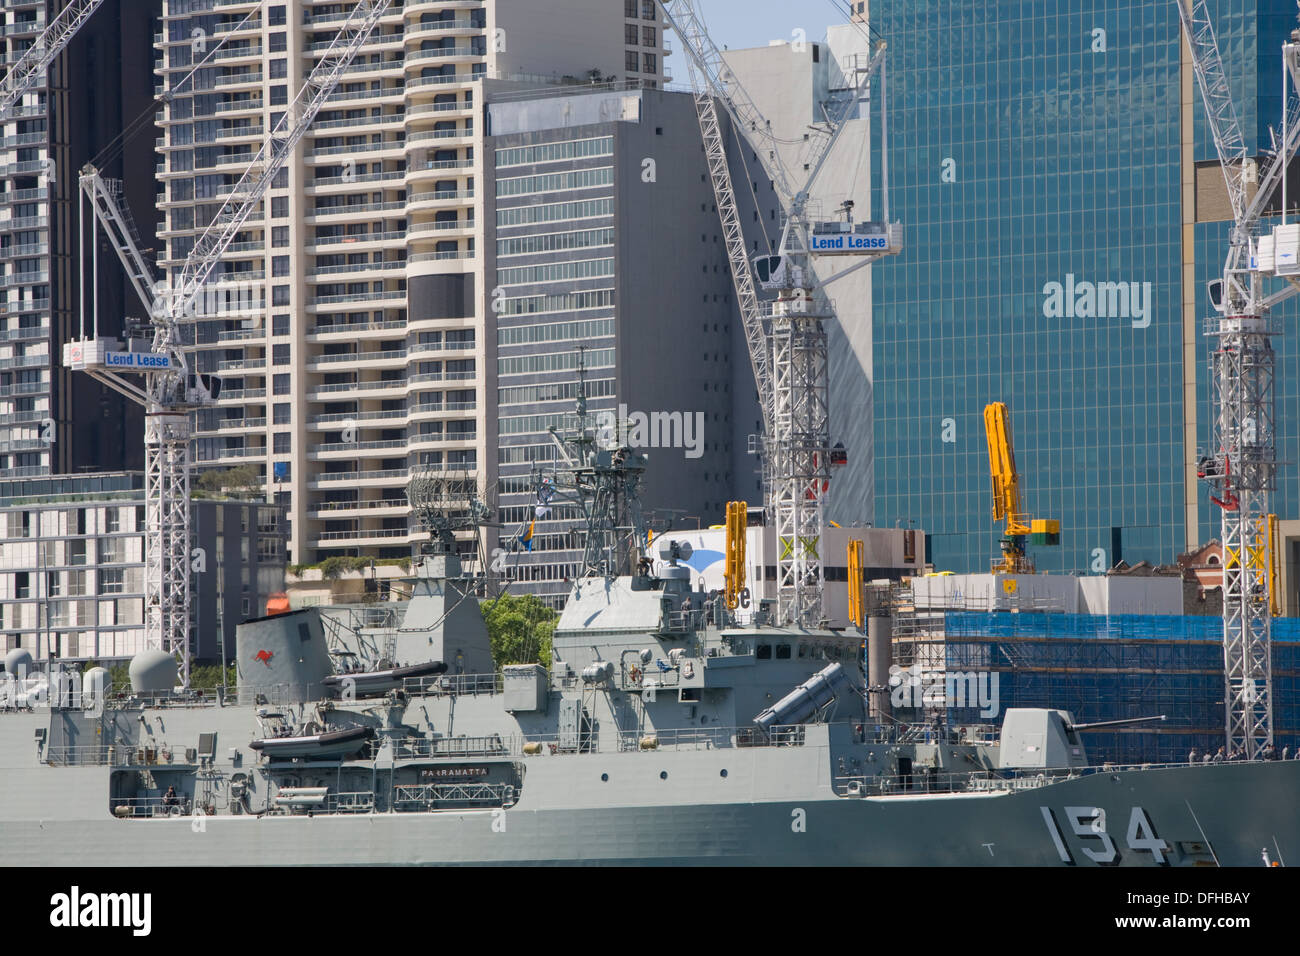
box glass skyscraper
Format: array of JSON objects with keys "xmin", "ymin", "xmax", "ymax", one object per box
[{"xmin": 872, "ymin": 0, "xmax": 1300, "ymax": 574}]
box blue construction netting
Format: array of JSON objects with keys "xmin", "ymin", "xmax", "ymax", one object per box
[
  {"xmin": 943, "ymin": 611, "xmax": 1300, "ymax": 642},
  {"xmin": 927, "ymin": 612, "xmax": 1300, "ymax": 764}
]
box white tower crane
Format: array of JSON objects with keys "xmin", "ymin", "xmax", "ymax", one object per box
[
  {"xmin": 661, "ymin": 0, "xmax": 900, "ymax": 626},
  {"xmin": 1175, "ymin": 0, "xmax": 1300, "ymax": 757},
  {"xmin": 64, "ymin": 0, "xmax": 393, "ymax": 688},
  {"xmin": 0, "ymin": 0, "xmax": 105, "ymax": 118}
]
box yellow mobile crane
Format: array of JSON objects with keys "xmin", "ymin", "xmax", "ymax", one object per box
[{"xmin": 983, "ymin": 403, "xmax": 1059, "ymax": 574}]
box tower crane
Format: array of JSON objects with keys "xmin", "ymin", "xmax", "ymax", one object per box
[
  {"xmin": 661, "ymin": 0, "xmax": 900, "ymax": 627},
  {"xmin": 1174, "ymin": 0, "xmax": 1300, "ymax": 756},
  {"xmin": 64, "ymin": 0, "xmax": 393, "ymax": 688},
  {"xmin": 0, "ymin": 0, "xmax": 105, "ymax": 118},
  {"xmin": 982, "ymin": 402, "xmax": 1058, "ymax": 574}
]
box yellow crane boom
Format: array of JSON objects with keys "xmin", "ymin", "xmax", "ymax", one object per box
[{"xmin": 983, "ymin": 403, "xmax": 1059, "ymax": 573}]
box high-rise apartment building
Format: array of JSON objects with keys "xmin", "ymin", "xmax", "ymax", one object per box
[
  {"xmin": 0, "ymin": 0, "xmax": 157, "ymax": 479},
  {"xmin": 154, "ymin": 0, "xmax": 667, "ymax": 564},
  {"xmin": 870, "ymin": 0, "xmax": 1300, "ymax": 574}
]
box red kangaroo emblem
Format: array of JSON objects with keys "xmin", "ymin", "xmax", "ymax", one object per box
[{"xmin": 254, "ymin": 649, "xmax": 274, "ymax": 666}]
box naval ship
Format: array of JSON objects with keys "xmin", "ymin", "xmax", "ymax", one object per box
[{"xmin": 2, "ymin": 410, "xmax": 1298, "ymax": 867}]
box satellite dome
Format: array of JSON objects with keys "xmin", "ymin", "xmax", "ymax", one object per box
[
  {"xmin": 83, "ymin": 666, "xmax": 110, "ymax": 700},
  {"xmin": 129, "ymin": 649, "xmax": 177, "ymax": 693},
  {"xmin": 3, "ymin": 648, "xmax": 33, "ymax": 676}
]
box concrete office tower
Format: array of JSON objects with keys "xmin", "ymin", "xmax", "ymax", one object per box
[
  {"xmin": 154, "ymin": 0, "xmax": 667, "ymax": 564},
  {"xmin": 0, "ymin": 0, "xmax": 157, "ymax": 478},
  {"xmin": 870, "ymin": 0, "xmax": 1300, "ymax": 574},
  {"xmin": 720, "ymin": 20, "xmax": 882, "ymax": 527},
  {"xmin": 486, "ymin": 84, "xmax": 761, "ymax": 606}
]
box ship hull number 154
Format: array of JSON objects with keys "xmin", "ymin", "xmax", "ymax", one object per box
[{"xmin": 1039, "ymin": 806, "xmax": 1170, "ymax": 865}]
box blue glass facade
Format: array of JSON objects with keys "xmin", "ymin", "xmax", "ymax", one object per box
[{"xmin": 872, "ymin": 0, "xmax": 1299, "ymax": 573}]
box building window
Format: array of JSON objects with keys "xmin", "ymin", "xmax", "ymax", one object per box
[
  {"xmin": 273, "ymin": 374, "xmax": 290, "ymax": 396},
  {"xmin": 273, "ymin": 433, "xmax": 291, "ymax": 455},
  {"xmin": 642, "ymin": 26, "xmax": 656, "ymax": 47},
  {"xmin": 272, "ymin": 196, "xmax": 288, "ymax": 218},
  {"xmin": 270, "ymin": 85, "xmax": 288, "ymax": 106},
  {"xmin": 272, "ymin": 168, "xmax": 288, "ymax": 189},
  {"xmin": 642, "ymin": 52, "xmax": 657, "ymax": 74},
  {"xmin": 625, "ymin": 0, "xmax": 637, "ymax": 16},
  {"xmin": 269, "ymin": 32, "xmax": 287, "ymax": 54},
  {"xmin": 100, "ymin": 568, "xmax": 125, "ymax": 594},
  {"xmin": 268, "ymin": 4, "xmax": 286, "ymax": 26},
  {"xmin": 272, "ymin": 285, "xmax": 290, "ymax": 306},
  {"xmin": 273, "ymin": 403, "xmax": 291, "ymax": 425},
  {"xmin": 642, "ymin": 0, "xmax": 656, "ymax": 19},
  {"xmin": 625, "ymin": 23, "xmax": 638, "ymax": 45},
  {"xmin": 270, "ymin": 59, "xmax": 287, "ymax": 79},
  {"xmin": 272, "ymin": 313, "xmax": 290, "ymax": 335},
  {"xmin": 625, "ymin": 50, "xmax": 639, "ymax": 72},
  {"xmin": 272, "ymin": 226, "xmax": 289, "ymax": 248},
  {"xmin": 272, "ymin": 255, "xmax": 290, "ymax": 277},
  {"xmin": 272, "ymin": 344, "xmax": 290, "ymax": 365}
]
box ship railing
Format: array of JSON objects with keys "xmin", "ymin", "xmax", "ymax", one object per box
[
  {"xmin": 388, "ymin": 733, "xmax": 509, "ymax": 760},
  {"xmin": 392, "ymin": 781, "xmax": 518, "ymax": 810},
  {"xmin": 110, "ymin": 796, "xmax": 194, "ymax": 819},
  {"xmin": 326, "ymin": 791, "xmax": 376, "ymax": 813},
  {"xmin": 402, "ymin": 671, "xmax": 503, "ymax": 696},
  {"xmin": 615, "ymin": 724, "xmax": 733, "ymax": 752},
  {"xmin": 833, "ymin": 771, "xmax": 1017, "ymax": 797},
  {"xmin": 44, "ymin": 745, "xmax": 114, "ymax": 767}
]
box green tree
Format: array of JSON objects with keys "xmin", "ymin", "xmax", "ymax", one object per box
[
  {"xmin": 481, "ymin": 593, "xmax": 556, "ymax": 669},
  {"xmin": 197, "ymin": 465, "xmax": 260, "ymax": 498}
]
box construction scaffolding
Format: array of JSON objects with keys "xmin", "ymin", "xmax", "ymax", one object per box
[{"xmin": 900, "ymin": 611, "xmax": 1300, "ymax": 764}]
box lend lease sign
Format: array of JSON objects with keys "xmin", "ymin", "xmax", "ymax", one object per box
[
  {"xmin": 810, "ymin": 234, "xmax": 888, "ymax": 251},
  {"xmin": 103, "ymin": 351, "xmax": 172, "ymax": 370}
]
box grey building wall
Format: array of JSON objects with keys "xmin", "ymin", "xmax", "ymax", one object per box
[{"xmin": 486, "ymin": 86, "xmax": 759, "ymax": 605}]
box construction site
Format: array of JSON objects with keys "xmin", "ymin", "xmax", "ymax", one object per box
[{"xmin": 0, "ymin": 0, "xmax": 1298, "ymax": 868}]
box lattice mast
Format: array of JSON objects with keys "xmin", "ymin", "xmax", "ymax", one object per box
[
  {"xmin": 0, "ymin": 0, "xmax": 106, "ymax": 117},
  {"xmin": 66, "ymin": 0, "xmax": 393, "ymax": 688},
  {"xmin": 663, "ymin": 0, "xmax": 896, "ymax": 626},
  {"xmin": 1175, "ymin": 0, "xmax": 1300, "ymax": 755}
]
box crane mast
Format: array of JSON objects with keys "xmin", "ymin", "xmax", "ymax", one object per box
[
  {"xmin": 1175, "ymin": 0, "xmax": 1300, "ymax": 757},
  {"xmin": 65, "ymin": 0, "xmax": 393, "ymax": 688},
  {"xmin": 0, "ymin": 0, "xmax": 105, "ymax": 118},
  {"xmin": 663, "ymin": 0, "xmax": 898, "ymax": 627}
]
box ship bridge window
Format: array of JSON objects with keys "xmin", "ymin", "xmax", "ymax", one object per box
[
  {"xmin": 797, "ymin": 644, "xmax": 807, "ymax": 659},
  {"xmin": 775, "ymin": 644, "xmax": 791, "ymax": 660},
  {"xmin": 756, "ymin": 643, "xmax": 772, "ymax": 660}
]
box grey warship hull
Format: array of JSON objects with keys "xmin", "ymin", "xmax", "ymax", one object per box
[{"xmin": 3, "ymin": 709, "xmax": 1296, "ymax": 866}]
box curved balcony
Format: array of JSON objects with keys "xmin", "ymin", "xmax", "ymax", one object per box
[
  {"xmin": 406, "ymin": 187, "xmax": 474, "ymax": 212},
  {"xmin": 405, "ymin": 249, "xmax": 475, "ymax": 279},
  {"xmin": 308, "ymin": 408, "xmax": 409, "ymax": 430},
  {"xmin": 307, "ymin": 349, "xmax": 408, "ymax": 372},
  {"xmin": 306, "ymin": 379, "xmax": 409, "ymax": 401},
  {"xmin": 309, "ymin": 468, "xmax": 410, "ymax": 489},
  {"xmin": 309, "ymin": 499, "xmax": 409, "ymax": 519},
  {"xmin": 307, "ymin": 289, "xmax": 406, "ymax": 312},
  {"xmin": 307, "ymin": 230, "xmax": 407, "ymax": 254},
  {"xmin": 311, "ymin": 528, "xmax": 413, "ymax": 544},
  {"xmin": 308, "ymin": 318, "xmax": 407, "ymax": 341},
  {"xmin": 309, "ymin": 439, "xmax": 408, "ymax": 461}
]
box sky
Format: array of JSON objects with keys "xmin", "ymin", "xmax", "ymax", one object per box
[{"xmin": 686, "ymin": 0, "xmax": 856, "ymax": 55}]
